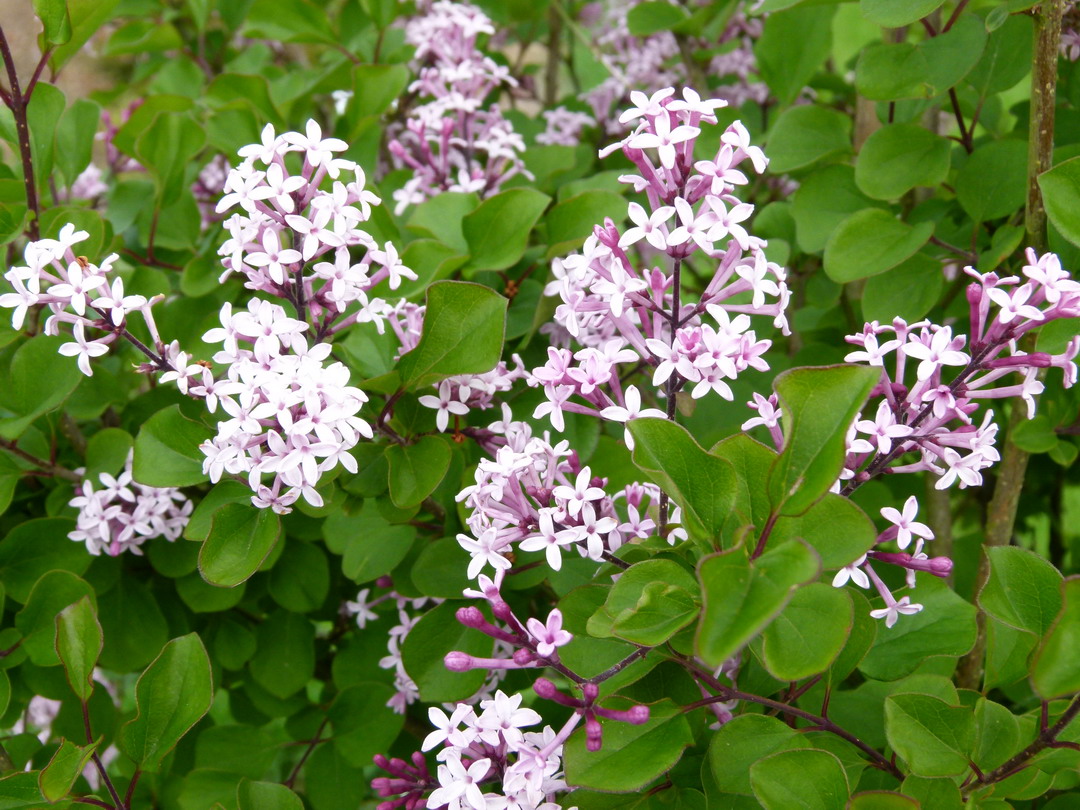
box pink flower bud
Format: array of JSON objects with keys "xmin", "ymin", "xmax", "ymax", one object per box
[
  {"xmin": 444, "ymin": 651, "xmax": 474, "ymax": 671},
  {"xmin": 533, "ymin": 677, "xmax": 558, "ymax": 699},
  {"xmin": 585, "ymin": 713, "xmax": 603, "ymax": 751},
  {"xmin": 456, "ymin": 606, "xmax": 486, "ymax": 628}
]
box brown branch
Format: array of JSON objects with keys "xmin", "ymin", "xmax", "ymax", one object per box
[
  {"xmin": 0, "ymin": 25, "xmax": 39, "ymax": 238},
  {"xmin": 0, "ymin": 438, "xmax": 80, "ymax": 482}
]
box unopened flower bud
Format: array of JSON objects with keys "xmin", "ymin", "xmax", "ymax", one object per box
[
  {"xmin": 444, "ymin": 651, "xmax": 474, "ymax": 671},
  {"xmin": 533, "ymin": 677, "xmax": 558, "ymax": 699},
  {"xmin": 456, "ymin": 606, "xmax": 486, "ymax": 628}
]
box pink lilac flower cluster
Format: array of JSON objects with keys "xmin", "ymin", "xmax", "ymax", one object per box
[
  {"xmin": 373, "ymin": 690, "xmax": 570, "ymax": 810},
  {"xmin": 581, "ymin": 1, "xmax": 767, "ymax": 133},
  {"xmin": 188, "ymin": 297, "xmax": 373, "ymax": 513},
  {"xmin": 534, "ymin": 87, "xmax": 787, "ymax": 444},
  {"xmin": 0, "ymin": 224, "xmax": 157, "ymax": 375},
  {"xmin": 388, "ymin": 1, "xmax": 530, "ymax": 214},
  {"xmin": 67, "ymin": 452, "xmax": 192, "ymax": 557},
  {"xmin": 748, "ymin": 250, "xmax": 1080, "ymax": 626},
  {"xmin": 536, "ymin": 107, "xmax": 595, "ymax": 147},
  {"xmin": 455, "ymin": 412, "xmax": 672, "ymax": 579}
]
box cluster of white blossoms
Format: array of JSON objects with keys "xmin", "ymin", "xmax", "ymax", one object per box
[
  {"xmin": 0, "ymin": 224, "xmax": 155, "ymax": 375},
  {"xmin": 68, "ymin": 453, "xmax": 192, "ymax": 556},
  {"xmin": 185, "ymin": 298, "xmax": 373, "ymax": 513},
  {"xmin": 374, "ymin": 690, "xmax": 571, "ymax": 810}
]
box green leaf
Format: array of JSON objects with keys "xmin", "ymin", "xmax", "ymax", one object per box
[
  {"xmin": 708, "ymin": 714, "xmax": 802, "ymax": 796},
  {"xmin": 862, "ymin": 253, "xmax": 944, "ymax": 325},
  {"xmin": 407, "ymin": 192, "xmax": 479, "ymax": 253},
  {"xmin": 184, "ymin": 481, "xmax": 251, "ymax": 542},
  {"xmin": 979, "ymin": 546, "xmax": 1063, "ymax": 637},
  {"xmin": 242, "ymin": 0, "xmax": 336, "ymax": 43},
  {"xmin": 855, "ymin": 43, "xmax": 933, "ymax": 101},
  {"xmin": 327, "ymin": 683, "xmax": 405, "ymax": 767},
  {"xmin": 0, "ymin": 772, "xmax": 47, "ymax": 807},
  {"xmin": 768, "ymin": 365, "xmax": 880, "ymax": 515},
  {"xmin": 628, "ymin": 418, "xmax": 737, "ymax": 543},
  {"xmin": 49, "ymin": 0, "xmax": 120, "ymax": 70},
  {"xmin": 546, "ymin": 191, "xmax": 626, "ymax": 257},
  {"xmin": 564, "ymin": 699, "xmax": 693, "ymax": 791},
  {"xmin": 762, "ymin": 584, "xmax": 853, "ymax": 681},
  {"xmin": 387, "ymin": 436, "xmax": 452, "ymax": 508},
  {"xmin": 269, "ymin": 541, "xmax": 329, "ymax": 612},
  {"xmin": 205, "ymin": 74, "xmax": 281, "ymax": 123},
  {"xmin": 461, "ymin": 188, "xmax": 550, "ymax": 273},
  {"xmin": 772, "ymin": 492, "xmax": 878, "ymax": 569},
  {"xmin": 792, "ymin": 165, "xmax": 884, "ymax": 254},
  {"xmin": 54, "ymin": 98, "xmax": 99, "ymax": 186},
  {"xmin": 327, "ymin": 510, "xmax": 416, "ymax": 584},
  {"xmin": 626, "ymin": 2, "xmax": 689, "ymax": 35},
  {"xmin": 0, "ymin": 517, "xmax": 86, "ymax": 603},
  {"xmin": 348, "ymin": 62, "xmax": 410, "ymax": 117},
  {"xmin": 1039, "ymin": 156, "xmax": 1080, "ymax": 249},
  {"xmin": 884, "ymin": 693, "xmax": 975, "ymax": 777},
  {"xmin": 1031, "ymin": 577, "xmax": 1080, "ymax": 699},
  {"xmin": 55, "ymin": 596, "xmax": 102, "ymax": 702},
  {"xmin": 38, "ymin": 739, "xmax": 97, "ymax": 803},
  {"xmin": 956, "ymin": 140, "xmax": 1028, "ymax": 223},
  {"xmin": 848, "ymin": 793, "xmax": 918, "ymax": 809},
  {"xmin": 710, "ymin": 434, "xmax": 777, "ymax": 547},
  {"xmin": 237, "ymin": 780, "xmax": 303, "ymax": 810},
  {"xmin": 972, "ymin": 697, "xmax": 1021, "ymax": 772},
  {"xmin": 966, "ymin": 15, "xmax": 1032, "ymax": 96},
  {"xmin": 0, "ymin": 338, "xmax": 83, "ymax": 439},
  {"xmin": 766, "ymin": 105, "xmax": 852, "ymax": 174},
  {"xmin": 198, "ymin": 503, "xmax": 282, "ymax": 587},
  {"xmin": 855, "ymin": 124, "xmax": 951, "ymax": 200},
  {"xmin": 695, "ymin": 540, "xmax": 820, "ymax": 667},
  {"xmin": 135, "ymin": 112, "xmax": 206, "ymax": 207},
  {"xmin": 34, "ymin": 0, "xmax": 73, "ymax": 45},
  {"xmin": 859, "ymin": 575, "xmax": 977, "ymax": 680},
  {"xmin": 919, "ymin": 13, "xmax": 987, "ymax": 91},
  {"xmin": 755, "ymin": 5, "xmax": 834, "ymax": 107},
  {"xmin": 401, "ymin": 601, "xmax": 493, "ymax": 702},
  {"xmin": 860, "ymin": 0, "xmax": 944, "ymax": 27},
  {"xmin": 750, "ymin": 748, "xmax": 850, "ymax": 809},
  {"xmin": 132, "ymin": 404, "xmax": 213, "ymax": 487},
  {"xmin": 118, "ymin": 633, "xmax": 213, "ymax": 772},
  {"xmin": 249, "ymin": 611, "xmax": 314, "ymax": 699},
  {"xmin": 900, "ymin": 776, "xmax": 963, "ymax": 809},
  {"xmin": 411, "ymin": 536, "xmax": 473, "ymax": 598},
  {"xmin": 823, "ymin": 209, "xmax": 934, "ymax": 284},
  {"xmin": 84, "ymin": 427, "xmax": 133, "ymax": 480},
  {"xmin": 397, "ymin": 281, "xmax": 508, "ymax": 390},
  {"xmin": 589, "ymin": 560, "xmax": 700, "ymax": 646},
  {"xmin": 26, "ymin": 83, "xmax": 65, "ymax": 184},
  {"xmin": 98, "ymin": 576, "xmax": 168, "ymax": 671},
  {"xmin": 15, "ymin": 570, "xmax": 94, "ymax": 666}
]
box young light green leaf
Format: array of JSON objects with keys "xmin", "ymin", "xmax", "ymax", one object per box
[
  {"xmin": 762, "ymin": 584, "xmax": 853, "ymax": 681},
  {"xmin": 695, "ymin": 540, "xmax": 820, "ymax": 667},
  {"xmin": 461, "ymin": 188, "xmax": 550, "ymax": 273},
  {"xmin": 854, "ymin": 124, "xmax": 950, "ymax": 200},
  {"xmin": 55, "ymin": 596, "xmax": 102, "ymax": 701},
  {"xmin": 39, "ymin": 739, "xmax": 98, "ymax": 803},
  {"xmin": 979, "ymin": 546, "xmax": 1063, "ymax": 637},
  {"xmin": 589, "ymin": 559, "xmax": 700, "ymax": 646},
  {"xmin": 771, "ymin": 492, "xmax": 878, "ymax": 569},
  {"xmin": 823, "ymin": 209, "xmax": 934, "ymax": 284},
  {"xmin": 884, "ymin": 693, "xmax": 975, "ymax": 777},
  {"xmin": 628, "ymin": 418, "xmax": 737, "ymax": 543},
  {"xmin": 768, "ymin": 365, "xmax": 880, "ymax": 515},
  {"xmin": 397, "ymin": 281, "xmax": 508, "ymax": 390},
  {"xmin": 15, "ymin": 570, "xmax": 94, "ymax": 666},
  {"xmin": 198, "ymin": 503, "xmax": 282, "ymax": 587},
  {"xmin": 1031, "ymin": 577, "xmax": 1080, "ymax": 699},
  {"xmin": 749, "ymin": 748, "xmax": 850, "ymax": 810},
  {"xmin": 33, "ymin": 0, "xmax": 73, "ymax": 45},
  {"xmin": 132, "ymin": 405, "xmax": 213, "ymax": 487},
  {"xmin": 766, "ymin": 105, "xmax": 851, "ymax": 174},
  {"xmin": 118, "ymin": 633, "xmax": 213, "ymax": 772},
  {"xmin": 1039, "ymin": 156, "xmax": 1080, "ymax": 249}
]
